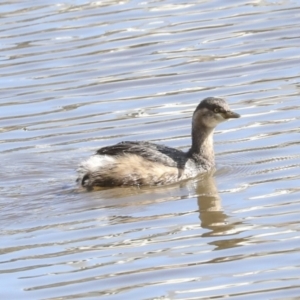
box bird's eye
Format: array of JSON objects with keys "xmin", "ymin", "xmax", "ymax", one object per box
[{"xmin": 214, "ymin": 107, "xmax": 220, "ymax": 113}]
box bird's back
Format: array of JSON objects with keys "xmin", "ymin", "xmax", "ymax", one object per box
[
  {"xmin": 97, "ymin": 141, "xmax": 188, "ymax": 169},
  {"xmin": 78, "ymin": 141, "xmax": 192, "ymax": 188}
]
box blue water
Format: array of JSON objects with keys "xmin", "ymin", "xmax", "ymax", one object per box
[{"xmin": 1, "ymin": 0, "xmax": 300, "ymax": 299}]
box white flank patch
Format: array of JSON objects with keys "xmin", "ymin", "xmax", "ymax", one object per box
[{"xmin": 77, "ymin": 155, "xmax": 115, "ymax": 181}]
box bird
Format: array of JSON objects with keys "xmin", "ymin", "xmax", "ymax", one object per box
[{"xmin": 77, "ymin": 97, "xmax": 240, "ymax": 189}]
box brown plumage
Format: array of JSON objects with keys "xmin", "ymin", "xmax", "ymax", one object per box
[{"xmin": 77, "ymin": 97, "xmax": 240, "ymax": 189}]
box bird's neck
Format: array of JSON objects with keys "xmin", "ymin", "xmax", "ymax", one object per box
[{"xmin": 188, "ymin": 126, "xmax": 215, "ymax": 165}]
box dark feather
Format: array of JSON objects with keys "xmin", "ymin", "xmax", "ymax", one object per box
[{"xmin": 96, "ymin": 141, "xmax": 188, "ymax": 169}]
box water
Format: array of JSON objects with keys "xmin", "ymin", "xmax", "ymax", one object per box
[{"xmin": 1, "ymin": 0, "xmax": 300, "ymax": 299}]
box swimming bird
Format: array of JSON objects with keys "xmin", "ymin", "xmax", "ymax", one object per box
[{"xmin": 77, "ymin": 97, "xmax": 240, "ymax": 188}]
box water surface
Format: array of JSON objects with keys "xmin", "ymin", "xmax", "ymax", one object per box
[{"xmin": 1, "ymin": 0, "xmax": 300, "ymax": 299}]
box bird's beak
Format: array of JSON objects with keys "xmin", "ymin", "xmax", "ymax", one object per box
[{"xmin": 222, "ymin": 110, "xmax": 240, "ymax": 119}]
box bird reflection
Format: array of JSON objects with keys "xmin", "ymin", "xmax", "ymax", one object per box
[
  {"xmin": 195, "ymin": 171, "xmax": 245, "ymax": 250},
  {"xmin": 78, "ymin": 171, "xmax": 244, "ymax": 250}
]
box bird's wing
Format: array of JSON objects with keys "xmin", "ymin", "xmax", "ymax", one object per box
[{"xmin": 96, "ymin": 141, "xmax": 187, "ymax": 169}]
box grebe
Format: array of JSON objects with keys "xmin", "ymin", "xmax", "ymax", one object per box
[{"xmin": 77, "ymin": 97, "xmax": 240, "ymax": 188}]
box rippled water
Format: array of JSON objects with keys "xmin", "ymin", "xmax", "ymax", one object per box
[{"xmin": 1, "ymin": 0, "xmax": 300, "ymax": 299}]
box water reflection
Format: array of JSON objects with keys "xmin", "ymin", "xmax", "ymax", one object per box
[
  {"xmin": 195, "ymin": 172, "xmax": 245, "ymax": 252},
  {"xmin": 196, "ymin": 172, "xmax": 225, "ymax": 233},
  {"xmin": 82, "ymin": 172, "xmax": 237, "ymax": 245}
]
